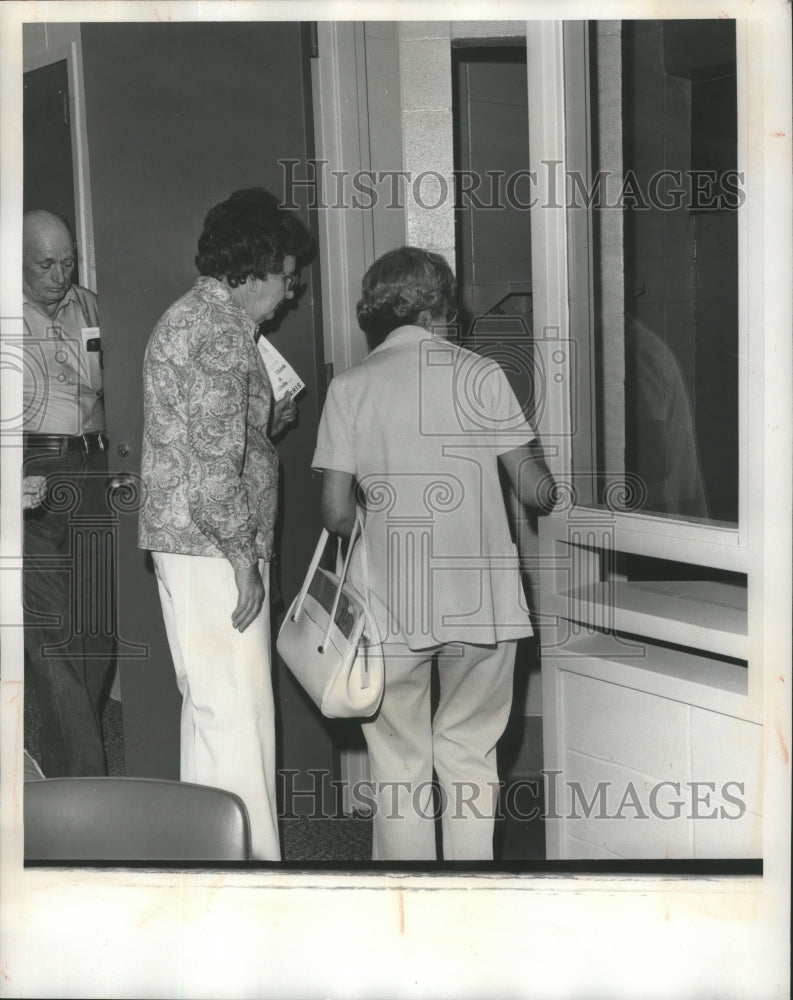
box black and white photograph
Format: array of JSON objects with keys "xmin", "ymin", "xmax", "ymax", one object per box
[{"xmin": 0, "ymin": 1, "xmax": 790, "ymax": 997}]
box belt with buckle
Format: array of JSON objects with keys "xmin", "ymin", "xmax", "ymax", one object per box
[{"xmin": 23, "ymin": 432, "xmax": 109, "ymax": 454}]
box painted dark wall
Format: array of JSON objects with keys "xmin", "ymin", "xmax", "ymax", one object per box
[{"xmin": 81, "ymin": 21, "xmax": 335, "ymax": 795}]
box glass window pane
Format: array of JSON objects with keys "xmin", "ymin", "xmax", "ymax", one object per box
[{"xmin": 584, "ymin": 19, "xmax": 739, "ymax": 525}]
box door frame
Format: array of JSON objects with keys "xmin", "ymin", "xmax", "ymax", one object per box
[
  {"xmin": 310, "ymin": 20, "xmax": 407, "ymax": 377},
  {"xmin": 311, "ymin": 21, "xmax": 408, "ymax": 809}
]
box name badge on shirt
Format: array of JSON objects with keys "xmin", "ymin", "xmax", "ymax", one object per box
[{"xmin": 81, "ymin": 326, "xmax": 101, "ymax": 352}]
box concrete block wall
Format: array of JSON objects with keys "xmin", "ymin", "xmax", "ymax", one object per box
[{"xmin": 397, "ymin": 21, "xmax": 525, "ymax": 271}]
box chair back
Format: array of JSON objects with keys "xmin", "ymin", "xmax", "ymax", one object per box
[{"xmin": 24, "ymin": 777, "xmax": 252, "ymax": 861}]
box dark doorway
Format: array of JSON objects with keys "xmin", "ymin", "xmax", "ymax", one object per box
[
  {"xmin": 23, "ymin": 59, "xmax": 78, "ymax": 274},
  {"xmin": 452, "ymin": 44, "xmax": 532, "ymax": 328}
]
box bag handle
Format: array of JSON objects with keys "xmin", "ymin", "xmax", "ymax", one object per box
[
  {"xmin": 351, "ymin": 510, "xmax": 374, "ymax": 620},
  {"xmin": 343, "ymin": 509, "xmax": 371, "ymax": 594},
  {"xmin": 332, "ymin": 512, "xmax": 375, "ymax": 642},
  {"xmin": 289, "ymin": 511, "xmax": 368, "ymax": 643},
  {"xmin": 334, "ymin": 510, "xmax": 370, "ymax": 584},
  {"xmin": 290, "ymin": 528, "xmax": 333, "ymax": 620},
  {"xmin": 320, "ymin": 512, "xmax": 363, "ymax": 652}
]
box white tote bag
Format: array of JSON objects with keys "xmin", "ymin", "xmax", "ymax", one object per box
[{"xmin": 276, "ymin": 512, "xmax": 384, "ymax": 719}]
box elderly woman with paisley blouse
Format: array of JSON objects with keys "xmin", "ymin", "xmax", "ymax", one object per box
[{"xmin": 138, "ymin": 188, "xmax": 310, "ymax": 861}]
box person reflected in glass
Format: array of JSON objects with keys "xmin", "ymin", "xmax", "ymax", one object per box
[{"xmin": 626, "ymin": 314, "xmax": 710, "ymax": 519}]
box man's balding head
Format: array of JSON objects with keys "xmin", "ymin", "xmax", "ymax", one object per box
[{"xmin": 23, "ymin": 211, "xmax": 77, "ymax": 315}]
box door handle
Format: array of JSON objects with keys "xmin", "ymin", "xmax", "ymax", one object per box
[
  {"xmin": 108, "ymin": 473, "xmax": 136, "ymax": 492},
  {"xmin": 106, "ymin": 473, "xmax": 143, "ymax": 514}
]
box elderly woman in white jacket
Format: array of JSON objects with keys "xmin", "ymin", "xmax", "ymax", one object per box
[{"xmin": 312, "ymin": 246, "xmax": 553, "ymax": 862}]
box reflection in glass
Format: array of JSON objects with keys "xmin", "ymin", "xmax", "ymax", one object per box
[
  {"xmin": 626, "ymin": 314, "xmax": 709, "ymax": 518},
  {"xmin": 589, "ymin": 19, "xmax": 739, "ymax": 524}
]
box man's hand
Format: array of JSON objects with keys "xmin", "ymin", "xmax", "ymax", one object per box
[
  {"xmin": 22, "ymin": 475, "xmax": 47, "ymax": 511},
  {"xmin": 232, "ymin": 562, "xmax": 265, "ymax": 632},
  {"xmin": 270, "ymin": 395, "xmax": 298, "ymax": 437}
]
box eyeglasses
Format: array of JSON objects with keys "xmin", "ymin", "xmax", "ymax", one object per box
[{"xmin": 282, "ymin": 270, "xmax": 301, "ymax": 292}]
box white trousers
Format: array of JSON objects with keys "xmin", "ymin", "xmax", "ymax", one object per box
[
  {"xmin": 361, "ymin": 640, "xmax": 516, "ymax": 861},
  {"xmin": 152, "ymin": 552, "xmax": 280, "ymax": 861}
]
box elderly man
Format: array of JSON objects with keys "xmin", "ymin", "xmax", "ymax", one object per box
[
  {"xmin": 22, "ymin": 210, "xmax": 112, "ymax": 777},
  {"xmin": 138, "ymin": 188, "xmax": 310, "ymax": 861}
]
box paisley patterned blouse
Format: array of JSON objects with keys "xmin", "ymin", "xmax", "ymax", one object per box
[{"xmin": 138, "ymin": 277, "xmax": 278, "ymax": 570}]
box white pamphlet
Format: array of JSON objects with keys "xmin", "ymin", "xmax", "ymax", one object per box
[{"xmin": 255, "ymin": 335, "xmax": 306, "ymax": 401}]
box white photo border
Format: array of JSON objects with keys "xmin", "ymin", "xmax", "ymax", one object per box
[{"xmin": 1, "ymin": 2, "xmax": 790, "ymax": 998}]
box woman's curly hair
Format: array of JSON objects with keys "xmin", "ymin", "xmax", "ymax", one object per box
[
  {"xmin": 356, "ymin": 246, "xmax": 457, "ymax": 347},
  {"xmin": 195, "ymin": 187, "xmax": 312, "ymax": 287}
]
